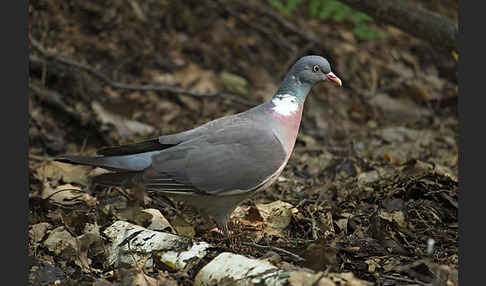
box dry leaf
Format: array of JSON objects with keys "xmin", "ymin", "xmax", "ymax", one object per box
[
  {"xmin": 301, "ymin": 241, "xmax": 339, "ymax": 271},
  {"xmin": 155, "ymin": 271, "xmax": 179, "ymax": 286},
  {"xmin": 146, "ymin": 69, "xmax": 177, "ymax": 85},
  {"xmin": 142, "ymin": 208, "xmax": 176, "ymax": 233},
  {"xmin": 220, "ymin": 71, "xmax": 248, "ymax": 96},
  {"xmin": 92, "ymin": 101, "xmax": 154, "ymax": 139},
  {"xmin": 35, "ymin": 161, "xmax": 91, "ymax": 186},
  {"xmin": 318, "ymin": 211, "xmax": 335, "ymax": 234},
  {"xmin": 232, "ymin": 205, "xmax": 265, "ymax": 229},
  {"xmin": 364, "ymin": 257, "xmax": 381, "ymax": 273},
  {"xmin": 93, "ymin": 279, "xmax": 112, "ymax": 286},
  {"xmin": 173, "ymin": 64, "xmax": 218, "ymax": 93},
  {"xmin": 335, "ymin": 218, "xmax": 348, "ymax": 233},
  {"xmin": 289, "ymin": 271, "xmax": 373, "ymax": 286},
  {"xmin": 326, "ymin": 272, "xmax": 374, "ymax": 286},
  {"xmin": 177, "ymin": 94, "xmax": 201, "ymax": 111},
  {"xmin": 42, "ymin": 182, "xmax": 98, "ymax": 207},
  {"xmin": 44, "ymin": 226, "xmax": 77, "ymax": 260},
  {"xmin": 115, "ymin": 268, "xmax": 158, "ymax": 286},
  {"xmin": 255, "ymin": 200, "xmax": 298, "ymax": 237},
  {"xmin": 357, "ymin": 170, "xmax": 380, "ymax": 185},
  {"xmin": 382, "ymin": 257, "xmax": 401, "ymax": 272},
  {"xmin": 288, "ymin": 271, "xmax": 325, "ymax": 286},
  {"xmin": 170, "ymin": 215, "xmax": 196, "ymax": 238},
  {"xmin": 29, "ymin": 222, "xmax": 52, "ymax": 244},
  {"xmin": 379, "ymin": 210, "xmax": 406, "ymax": 228}
]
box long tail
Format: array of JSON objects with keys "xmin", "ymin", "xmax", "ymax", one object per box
[
  {"xmin": 56, "ymin": 155, "xmax": 145, "ymax": 188},
  {"xmin": 55, "ymin": 151, "xmax": 157, "ymax": 171},
  {"xmin": 56, "ymin": 155, "xmax": 107, "ymax": 168}
]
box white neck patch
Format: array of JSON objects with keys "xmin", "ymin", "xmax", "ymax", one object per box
[{"xmin": 271, "ymin": 94, "xmax": 299, "ymax": 116}]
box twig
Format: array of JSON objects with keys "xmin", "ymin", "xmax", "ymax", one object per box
[
  {"xmin": 302, "ymin": 216, "xmax": 319, "ymax": 241},
  {"xmin": 211, "ymin": 0, "xmax": 296, "ymax": 53},
  {"xmin": 311, "ymin": 269, "xmax": 329, "ymax": 286},
  {"xmin": 382, "ymin": 274, "xmax": 428, "ymax": 286},
  {"xmin": 29, "ymin": 36, "xmax": 258, "ymax": 106},
  {"xmin": 29, "ymin": 82, "xmax": 86, "ymax": 123},
  {"xmin": 43, "ymin": 188, "xmax": 82, "ymax": 202},
  {"xmin": 29, "ymin": 81, "xmax": 114, "ymax": 146},
  {"xmin": 29, "ymin": 154, "xmax": 54, "ymax": 161},
  {"xmin": 322, "ymin": 265, "xmax": 331, "ymax": 277},
  {"xmin": 242, "ymin": 242, "xmax": 305, "ymax": 262},
  {"xmin": 235, "ymin": 0, "xmax": 321, "ymax": 45}
]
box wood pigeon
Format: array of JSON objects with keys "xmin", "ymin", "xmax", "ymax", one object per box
[{"xmin": 56, "ymin": 55, "xmax": 342, "ymax": 232}]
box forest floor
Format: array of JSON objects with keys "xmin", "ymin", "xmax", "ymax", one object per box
[{"xmin": 28, "ymin": 0, "xmax": 458, "ymax": 285}]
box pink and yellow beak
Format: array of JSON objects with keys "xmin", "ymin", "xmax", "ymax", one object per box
[{"xmin": 325, "ymin": 72, "xmax": 342, "ymax": 87}]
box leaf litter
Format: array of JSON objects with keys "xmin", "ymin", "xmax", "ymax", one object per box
[{"xmin": 29, "ymin": 0, "xmax": 457, "ymax": 285}]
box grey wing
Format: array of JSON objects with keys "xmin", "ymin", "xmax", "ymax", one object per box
[
  {"xmin": 142, "ymin": 127, "xmax": 287, "ymax": 196},
  {"xmin": 96, "ymin": 113, "xmax": 244, "ymax": 156}
]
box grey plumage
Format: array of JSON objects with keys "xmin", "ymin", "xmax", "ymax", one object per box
[{"xmin": 57, "ymin": 55, "xmax": 341, "ymax": 231}]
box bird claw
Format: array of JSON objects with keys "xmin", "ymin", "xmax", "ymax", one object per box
[{"xmin": 209, "ymin": 227, "xmax": 233, "ymax": 236}]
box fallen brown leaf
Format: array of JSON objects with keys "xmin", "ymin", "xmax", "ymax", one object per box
[
  {"xmin": 256, "ymin": 200, "xmax": 298, "ymax": 237},
  {"xmin": 92, "ymin": 101, "xmax": 155, "ymax": 139},
  {"xmin": 42, "ymin": 182, "xmax": 98, "ymax": 207},
  {"xmin": 35, "ymin": 161, "xmax": 92, "ymax": 186},
  {"xmin": 142, "ymin": 208, "xmax": 176, "ymax": 233}
]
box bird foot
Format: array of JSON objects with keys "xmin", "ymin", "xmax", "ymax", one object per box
[{"xmin": 209, "ymin": 227, "xmax": 233, "ymax": 236}]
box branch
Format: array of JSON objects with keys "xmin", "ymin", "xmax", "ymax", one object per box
[
  {"xmin": 211, "ymin": 0, "xmax": 297, "ymax": 53},
  {"xmin": 337, "ymin": 0, "xmax": 458, "ymax": 51},
  {"xmin": 381, "ymin": 274, "xmax": 428, "ymax": 286},
  {"xmin": 234, "ymin": 0, "xmax": 320, "ymax": 45},
  {"xmin": 29, "ymin": 36, "xmax": 258, "ymax": 106},
  {"xmin": 29, "ymin": 82, "xmax": 86, "ymax": 124},
  {"xmin": 29, "ymin": 82, "xmax": 115, "ymax": 146},
  {"xmin": 242, "ymin": 242, "xmax": 305, "ymax": 262}
]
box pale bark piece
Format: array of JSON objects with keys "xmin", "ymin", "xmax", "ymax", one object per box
[
  {"xmin": 104, "ymin": 221, "xmax": 211, "ymax": 269},
  {"xmin": 194, "ymin": 252, "xmax": 373, "ymax": 286},
  {"xmin": 194, "ymin": 252, "xmax": 286, "ymax": 286}
]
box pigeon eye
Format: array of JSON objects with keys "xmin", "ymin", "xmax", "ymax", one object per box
[{"xmin": 312, "ymin": 65, "xmax": 320, "ymax": 72}]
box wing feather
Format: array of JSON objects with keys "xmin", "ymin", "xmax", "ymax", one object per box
[{"xmin": 142, "ymin": 125, "xmax": 287, "ymax": 196}]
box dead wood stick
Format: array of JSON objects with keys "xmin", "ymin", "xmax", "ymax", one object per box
[
  {"xmin": 235, "ymin": 0, "xmax": 320, "ymax": 45},
  {"xmin": 29, "ymin": 82, "xmax": 85, "ymax": 123},
  {"xmin": 382, "ymin": 274, "xmax": 428, "ymax": 286},
  {"xmin": 29, "ymin": 36, "xmax": 258, "ymax": 106},
  {"xmin": 211, "ymin": 0, "xmax": 296, "ymax": 53},
  {"xmin": 337, "ymin": 0, "xmax": 458, "ymax": 51},
  {"xmin": 29, "ymin": 82, "xmax": 114, "ymax": 146},
  {"xmin": 242, "ymin": 242, "xmax": 305, "ymax": 262}
]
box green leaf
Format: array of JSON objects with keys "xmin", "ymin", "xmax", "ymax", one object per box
[
  {"xmin": 331, "ymin": 5, "xmax": 351, "ymax": 22},
  {"xmin": 352, "ymin": 26, "xmax": 384, "ymax": 41},
  {"xmin": 350, "ymin": 12, "xmax": 373, "ymax": 25},
  {"xmin": 309, "ymin": 0, "xmax": 321, "ymax": 17},
  {"xmin": 266, "ymin": 0, "xmax": 387, "ymax": 42}
]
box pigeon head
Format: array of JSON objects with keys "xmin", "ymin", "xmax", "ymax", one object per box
[
  {"xmin": 291, "ymin": 55, "xmax": 342, "ymax": 86},
  {"xmin": 274, "ymin": 55, "xmax": 341, "ymax": 103}
]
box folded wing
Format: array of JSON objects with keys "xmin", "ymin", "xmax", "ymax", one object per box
[{"xmin": 142, "ymin": 126, "xmax": 287, "ymax": 196}]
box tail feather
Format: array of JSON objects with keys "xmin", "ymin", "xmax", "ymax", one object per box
[
  {"xmin": 56, "ymin": 150, "xmax": 159, "ymax": 171},
  {"xmin": 56, "ymin": 155, "xmax": 144, "ymax": 188},
  {"xmin": 56, "ymin": 155, "xmax": 103, "ymax": 167},
  {"xmin": 55, "ymin": 155, "xmax": 134, "ymax": 171}
]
